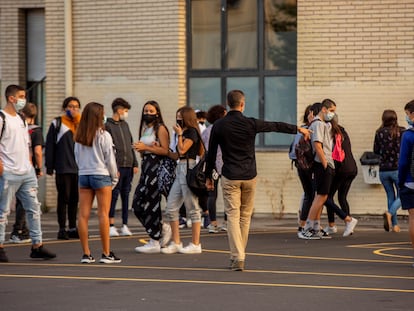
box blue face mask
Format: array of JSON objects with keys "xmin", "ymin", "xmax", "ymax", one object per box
[
  {"xmin": 65, "ymin": 109, "xmax": 72, "ymax": 118},
  {"xmin": 406, "ymin": 115, "xmax": 414, "ymax": 126}
]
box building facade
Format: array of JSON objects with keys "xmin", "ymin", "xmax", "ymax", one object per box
[{"xmin": 1, "ymin": 0, "xmax": 413, "ymax": 217}]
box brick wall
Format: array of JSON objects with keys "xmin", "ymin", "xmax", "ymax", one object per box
[{"xmin": 42, "ymin": 0, "xmax": 187, "ymax": 210}]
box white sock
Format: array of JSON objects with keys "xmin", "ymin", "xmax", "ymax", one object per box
[{"xmin": 304, "ymin": 220, "xmax": 314, "ymax": 231}]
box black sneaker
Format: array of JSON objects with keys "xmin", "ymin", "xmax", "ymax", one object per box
[
  {"xmin": 57, "ymin": 229, "xmax": 69, "ymax": 240},
  {"xmin": 230, "ymin": 260, "xmax": 245, "ymax": 271},
  {"xmin": 81, "ymin": 254, "xmax": 95, "ymax": 264},
  {"xmin": 30, "ymin": 245, "xmax": 57, "ymax": 260},
  {"xmin": 68, "ymin": 228, "xmax": 79, "ymax": 239},
  {"xmin": 99, "ymin": 251, "xmax": 121, "ymax": 264},
  {"xmin": 0, "ymin": 248, "xmax": 9, "ymax": 262}
]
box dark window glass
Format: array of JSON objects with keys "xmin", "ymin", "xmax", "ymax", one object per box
[
  {"xmin": 265, "ymin": 0, "xmax": 297, "ymax": 70},
  {"xmin": 187, "ymin": 0, "xmax": 297, "ymax": 148},
  {"xmin": 191, "ymin": 0, "xmax": 221, "ymax": 69},
  {"xmin": 227, "ymin": 0, "xmax": 257, "ymax": 69},
  {"xmin": 264, "ymin": 76, "xmax": 297, "ymax": 146},
  {"xmin": 189, "ymin": 78, "xmax": 221, "ymax": 111}
]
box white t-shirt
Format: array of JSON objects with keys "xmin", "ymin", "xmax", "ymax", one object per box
[{"xmin": 0, "ymin": 111, "xmax": 32, "ymax": 175}]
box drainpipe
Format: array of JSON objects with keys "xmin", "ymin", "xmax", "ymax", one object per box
[{"xmin": 64, "ymin": 0, "xmax": 73, "ymax": 96}]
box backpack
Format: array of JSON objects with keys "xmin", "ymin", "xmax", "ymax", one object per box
[
  {"xmin": 288, "ymin": 132, "xmax": 302, "ymax": 160},
  {"xmin": 294, "ymin": 136, "xmax": 314, "ymax": 171},
  {"xmin": 157, "ymin": 151, "xmax": 177, "ymax": 198},
  {"xmin": 294, "ymin": 120, "xmax": 319, "ymax": 171},
  {"xmin": 332, "ymin": 133, "xmax": 345, "ymax": 162}
]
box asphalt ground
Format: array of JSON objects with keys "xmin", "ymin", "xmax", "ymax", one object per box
[{"xmin": 0, "ymin": 211, "xmax": 413, "ymax": 311}]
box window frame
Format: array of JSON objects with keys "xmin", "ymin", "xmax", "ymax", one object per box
[{"xmin": 186, "ymin": 0, "xmax": 297, "ymax": 149}]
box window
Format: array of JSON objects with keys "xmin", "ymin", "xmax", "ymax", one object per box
[{"xmin": 187, "ymin": 0, "xmax": 297, "ymax": 148}]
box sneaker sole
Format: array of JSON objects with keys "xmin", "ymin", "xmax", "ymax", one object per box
[
  {"xmin": 134, "ymin": 248, "xmax": 160, "ymax": 254},
  {"xmin": 99, "ymin": 259, "xmax": 122, "ymax": 264},
  {"xmin": 81, "ymin": 259, "xmax": 95, "ymax": 264}
]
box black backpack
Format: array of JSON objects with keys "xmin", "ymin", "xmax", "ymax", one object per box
[
  {"xmin": 294, "ymin": 136, "xmax": 314, "ymax": 171},
  {"xmin": 294, "ymin": 119, "xmax": 319, "ymax": 171}
]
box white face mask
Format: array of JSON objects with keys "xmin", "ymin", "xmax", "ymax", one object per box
[
  {"xmin": 120, "ymin": 111, "xmax": 128, "ymax": 121},
  {"xmin": 324, "ymin": 111, "xmax": 335, "ymax": 121},
  {"xmin": 15, "ymin": 98, "xmax": 26, "ymax": 111}
]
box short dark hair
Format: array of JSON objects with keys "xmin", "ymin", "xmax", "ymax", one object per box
[
  {"xmin": 322, "ymin": 98, "xmax": 336, "ymax": 109},
  {"xmin": 112, "ymin": 97, "xmax": 131, "ymax": 113},
  {"xmin": 227, "ymin": 90, "xmax": 245, "ymax": 108},
  {"xmin": 21, "ymin": 102, "xmax": 38, "ymax": 119},
  {"xmin": 62, "ymin": 96, "xmax": 81, "ymax": 110},
  {"xmin": 5, "ymin": 84, "xmax": 25, "ymax": 102},
  {"xmin": 206, "ymin": 105, "xmax": 226, "ymax": 124},
  {"xmin": 310, "ymin": 102, "xmax": 322, "ymax": 115},
  {"xmin": 404, "ymin": 99, "xmax": 414, "ymax": 113},
  {"xmin": 196, "ymin": 110, "xmax": 207, "ymax": 119}
]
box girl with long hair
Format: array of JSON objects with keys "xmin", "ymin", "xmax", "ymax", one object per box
[
  {"xmin": 74, "ymin": 102, "xmax": 120, "ymax": 264},
  {"xmin": 161, "ymin": 106, "xmax": 204, "ymax": 254},
  {"xmin": 374, "ymin": 109, "xmax": 405, "ymax": 232},
  {"xmin": 132, "ymin": 100, "xmax": 172, "ymax": 253}
]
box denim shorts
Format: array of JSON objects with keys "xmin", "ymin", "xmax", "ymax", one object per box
[{"xmin": 79, "ymin": 175, "xmax": 112, "ymax": 190}]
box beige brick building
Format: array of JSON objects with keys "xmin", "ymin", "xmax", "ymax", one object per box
[{"xmin": 1, "ymin": 0, "xmax": 413, "ymax": 219}]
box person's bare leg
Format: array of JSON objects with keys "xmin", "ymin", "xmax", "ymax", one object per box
[
  {"xmin": 78, "ymin": 188, "xmax": 94, "ymax": 255},
  {"xmin": 169, "ymin": 220, "xmax": 180, "ymax": 244},
  {"xmin": 191, "ymin": 222, "xmax": 200, "ymax": 245},
  {"xmin": 96, "ymin": 186, "xmax": 112, "ymax": 255}
]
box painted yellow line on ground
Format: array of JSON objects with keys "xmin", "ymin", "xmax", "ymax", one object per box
[
  {"xmin": 204, "ymin": 249, "xmax": 412, "ymax": 265},
  {"xmin": 3, "ymin": 262, "xmax": 413, "ymax": 281},
  {"xmin": 0, "ymin": 273, "xmax": 413, "ymax": 293},
  {"xmin": 373, "ymin": 248, "xmax": 413, "ymax": 259},
  {"xmin": 348, "ymin": 241, "xmax": 410, "ymax": 248}
]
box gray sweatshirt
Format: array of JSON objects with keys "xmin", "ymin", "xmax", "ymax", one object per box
[{"xmin": 74, "ymin": 129, "xmax": 119, "ymax": 187}]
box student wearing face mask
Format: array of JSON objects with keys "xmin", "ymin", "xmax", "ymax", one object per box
[
  {"xmin": 161, "ymin": 106, "xmax": 204, "ymax": 254},
  {"xmin": 298, "ymin": 99, "xmax": 337, "ymax": 240},
  {"xmin": 398, "ymin": 100, "xmax": 414, "ymax": 264},
  {"xmin": 0, "ymin": 85, "xmax": 56, "ymax": 262},
  {"xmin": 45, "ymin": 96, "xmax": 82, "ymax": 240},
  {"xmin": 105, "ymin": 98, "xmax": 139, "ymax": 237},
  {"xmin": 132, "ymin": 100, "xmax": 172, "ymax": 253}
]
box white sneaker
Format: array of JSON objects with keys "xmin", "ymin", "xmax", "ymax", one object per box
[
  {"xmin": 109, "ymin": 226, "xmax": 119, "ymax": 237},
  {"xmin": 135, "ymin": 239, "xmax": 160, "ymax": 254},
  {"xmin": 160, "ymin": 242, "xmax": 183, "ymax": 254},
  {"xmin": 207, "ymin": 224, "xmax": 219, "ymax": 233},
  {"xmin": 120, "ymin": 224, "xmax": 132, "ymax": 236},
  {"xmin": 220, "ymin": 222, "xmax": 228, "ymax": 232},
  {"xmin": 324, "ymin": 225, "xmax": 338, "ymax": 234},
  {"xmin": 343, "ymin": 218, "xmax": 358, "ymax": 237},
  {"xmin": 179, "ymin": 242, "xmax": 202, "ymax": 254},
  {"xmin": 160, "ymin": 222, "xmax": 172, "ymax": 247}
]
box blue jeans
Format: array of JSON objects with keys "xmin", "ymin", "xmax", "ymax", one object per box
[
  {"xmin": 0, "ymin": 168, "xmax": 42, "ymax": 245},
  {"xmin": 379, "ymin": 170, "xmax": 401, "ymax": 226},
  {"xmin": 109, "ymin": 167, "xmax": 133, "ymax": 225}
]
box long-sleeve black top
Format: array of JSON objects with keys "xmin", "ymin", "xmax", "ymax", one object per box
[
  {"xmin": 105, "ymin": 118, "xmax": 138, "ymax": 169},
  {"xmin": 206, "ymin": 110, "xmax": 298, "ymax": 180}
]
